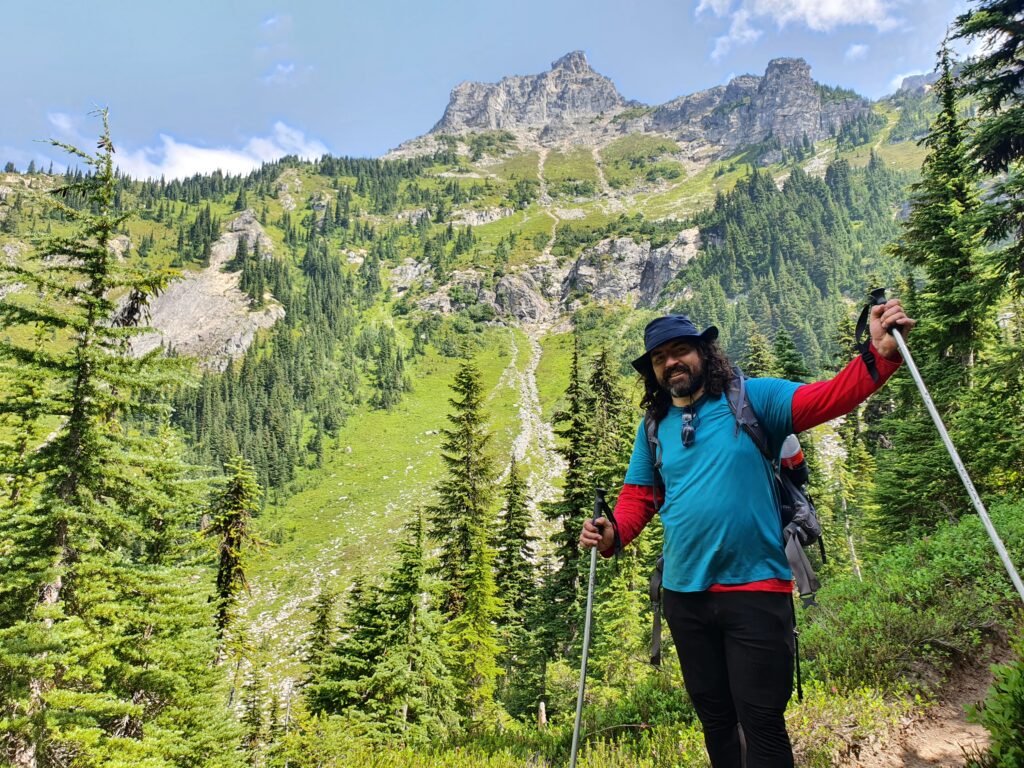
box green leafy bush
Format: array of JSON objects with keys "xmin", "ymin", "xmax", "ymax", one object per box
[{"xmin": 801, "ymin": 502, "xmax": 1024, "ymax": 689}]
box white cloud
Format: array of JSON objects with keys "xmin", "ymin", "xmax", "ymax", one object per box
[
  {"xmin": 264, "ymin": 61, "xmax": 296, "ymax": 84},
  {"xmin": 47, "ymin": 111, "xmax": 82, "ymax": 139},
  {"xmin": 697, "ymin": 0, "xmax": 903, "ymax": 59},
  {"xmin": 845, "ymin": 43, "xmax": 869, "ymax": 60},
  {"xmin": 114, "ymin": 122, "xmax": 329, "ymax": 181},
  {"xmin": 712, "ymin": 10, "xmax": 763, "ymax": 60}
]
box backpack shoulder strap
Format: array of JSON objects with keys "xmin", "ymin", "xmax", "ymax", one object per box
[
  {"xmin": 643, "ymin": 409, "xmax": 665, "ymax": 511},
  {"xmin": 726, "ymin": 365, "xmax": 773, "ymax": 463}
]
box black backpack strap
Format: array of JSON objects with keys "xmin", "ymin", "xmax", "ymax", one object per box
[
  {"xmin": 855, "ymin": 301, "xmax": 880, "ymax": 383},
  {"xmin": 726, "ymin": 366, "xmax": 772, "ymax": 462},
  {"xmin": 649, "ymin": 556, "xmax": 664, "ymax": 666},
  {"xmin": 643, "ymin": 409, "xmax": 665, "ymax": 512},
  {"xmin": 645, "ymin": 411, "xmax": 665, "ymax": 666}
]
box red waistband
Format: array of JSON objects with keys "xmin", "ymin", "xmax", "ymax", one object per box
[{"xmin": 707, "ymin": 578, "xmax": 794, "ymax": 593}]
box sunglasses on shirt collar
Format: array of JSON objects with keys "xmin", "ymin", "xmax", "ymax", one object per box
[{"xmin": 681, "ymin": 405, "xmax": 699, "ymax": 448}]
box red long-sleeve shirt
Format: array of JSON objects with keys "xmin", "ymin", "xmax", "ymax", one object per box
[{"xmin": 604, "ymin": 344, "xmax": 902, "ymax": 570}]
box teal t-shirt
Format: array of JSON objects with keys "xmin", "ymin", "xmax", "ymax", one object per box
[{"xmin": 624, "ymin": 377, "xmax": 801, "ymax": 592}]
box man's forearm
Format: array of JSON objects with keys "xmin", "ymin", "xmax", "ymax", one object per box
[
  {"xmin": 791, "ymin": 342, "xmax": 902, "ymax": 433},
  {"xmin": 601, "ymin": 483, "xmax": 658, "ymax": 557}
]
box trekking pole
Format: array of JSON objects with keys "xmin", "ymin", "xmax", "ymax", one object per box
[
  {"xmin": 870, "ymin": 288, "xmax": 1024, "ymax": 604},
  {"xmin": 569, "ymin": 488, "xmax": 606, "ymax": 768}
]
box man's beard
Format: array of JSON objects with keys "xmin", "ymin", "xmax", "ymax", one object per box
[{"xmin": 660, "ymin": 364, "xmax": 705, "ymax": 398}]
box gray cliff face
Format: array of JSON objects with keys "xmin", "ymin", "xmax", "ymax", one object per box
[
  {"xmin": 495, "ymin": 272, "xmax": 552, "ymax": 323},
  {"xmin": 651, "ymin": 58, "xmax": 871, "ymax": 148},
  {"xmin": 130, "ymin": 209, "xmax": 283, "ymax": 370},
  {"xmin": 561, "ymin": 228, "xmax": 700, "ymax": 310},
  {"xmin": 432, "ymin": 51, "xmax": 628, "ymax": 133}
]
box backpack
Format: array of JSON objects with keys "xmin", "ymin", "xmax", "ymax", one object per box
[{"xmin": 645, "ymin": 366, "xmax": 824, "ymax": 667}]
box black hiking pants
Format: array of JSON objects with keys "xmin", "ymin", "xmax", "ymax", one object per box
[{"xmin": 663, "ymin": 589, "xmax": 795, "ymax": 768}]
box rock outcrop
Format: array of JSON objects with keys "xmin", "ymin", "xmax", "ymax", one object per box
[
  {"xmin": 561, "ymin": 228, "xmax": 700, "ymax": 309},
  {"xmin": 495, "ymin": 272, "xmax": 552, "ymax": 323},
  {"xmin": 651, "ymin": 58, "xmax": 871, "ymax": 149},
  {"xmin": 431, "ymin": 51, "xmax": 629, "ymax": 134},
  {"xmin": 130, "ymin": 210, "xmax": 283, "ymax": 370}
]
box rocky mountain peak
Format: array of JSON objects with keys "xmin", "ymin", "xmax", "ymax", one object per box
[
  {"xmin": 651, "ymin": 56, "xmax": 870, "ymax": 150},
  {"xmin": 551, "ymin": 50, "xmax": 591, "ymax": 73},
  {"xmin": 763, "ymin": 57, "xmax": 812, "ymax": 82},
  {"xmin": 430, "ymin": 50, "xmax": 628, "ymax": 134}
]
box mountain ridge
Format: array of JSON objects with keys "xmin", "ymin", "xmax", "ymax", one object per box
[{"xmin": 390, "ymin": 52, "xmax": 874, "ymax": 160}]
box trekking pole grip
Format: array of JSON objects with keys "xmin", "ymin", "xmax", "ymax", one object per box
[{"xmin": 593, "ymin": 487, "xmax": 606, "ymax": 523}]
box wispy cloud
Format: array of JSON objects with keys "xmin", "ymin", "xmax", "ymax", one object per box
[
  {"xmin": 712, "ymin": 9, "xmax": 763, "ymax": 60},
  {"xmin": 262, "ymin": 61, "xmax": 314, "ymax": 86},
  {"xmin": 698, "ymin": 0, "xmax": 904, "ymax": 59},
  {"xmin": 114, "ymin": 122, "xmax": 329, "ymax": 180},
  {"xmin": 845, "ymin": 43, "xmax": 870, "ymax": 60}
]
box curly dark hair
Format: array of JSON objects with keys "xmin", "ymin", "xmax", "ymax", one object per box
[{"xmin": 638, "ymin": 339, "xmax": 733, "ymax": 422}]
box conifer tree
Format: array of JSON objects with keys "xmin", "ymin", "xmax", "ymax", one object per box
[
  {"xmin": 304, "ymin": 587, "xmax": 337, "ymax": 676},
  {"xmin": 494, "ymin": 458, "xmax": 535, "ymax": 622},
  {"xmin": 427, "ymin": 361, "xmax": 498, "ymax": 616},
  {"xmin": 536, "ymin": 338, "xmax": 588, "ymax": 662},
  {"xmin": 741, "ymin": 331, "xmax": 779, "ymax": 377},
  {"xmin": 304, "ymin": 513, "xmax": 457, "ymax": 742},
  {"xmin": 209, "ymin": 455, "xmax": 265, "ymax": 641},
  {"xmin": 585, "ymin": 347, "xmax": 634, "ymax": 495},
  {"xmin": 446, "ymin": 520, "xmax": 504, "ymax": 731},
  {"xmin": 772, "ymin": 327, "xmax": 812, "ymax": 382},
  {"xmin": 0, "ymin": 111, "xmax": 241, "ymax": 767},
  {"xmin": 363, "ymin": 510, "xmax": 459, "ymax": 742},
  {"xmin": 241, "ymin": 666, "xmax": 265, "ymax": 760},
  {"xmin": 493, "ymin": 459, "xmax": 539, "ymax": 716},
  {"xmin": 955, "ymin": 0, "xmax": 1024, "ymax": 295},
  {"xmin": 305, "ymin": 578, "xmax": 387, "ymax": 715},
  {"xmin": 876, "ymin": 48, "xmax": 992, "ymax": 535}
]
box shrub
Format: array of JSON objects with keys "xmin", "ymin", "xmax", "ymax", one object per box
[{"xmin": 800, "ymin": 502, "xmax": 1024, "ymax": 689}]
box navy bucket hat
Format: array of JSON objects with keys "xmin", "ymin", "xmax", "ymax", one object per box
[{"xmin": 631, "ymin": 315, "xmax": 719, "ymax": 373}]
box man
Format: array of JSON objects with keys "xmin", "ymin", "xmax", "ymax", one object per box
[{"xmin": 579, "ymin": 300, "xmax": 914, "ymax": 768}]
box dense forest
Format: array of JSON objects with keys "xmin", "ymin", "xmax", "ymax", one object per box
[{"xmin": 1, "ymin": 3, "xmax": 1023, "ymax": 766}]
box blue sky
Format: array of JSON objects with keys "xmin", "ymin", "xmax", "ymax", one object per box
[{"xmin": 2, "ymin": 0, "xmax": 973, "ymax": 179}]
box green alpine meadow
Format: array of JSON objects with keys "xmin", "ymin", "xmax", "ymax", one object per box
[{"xmin": 1, "ymin": 2, "xmax": 1023, "ymax": 766}]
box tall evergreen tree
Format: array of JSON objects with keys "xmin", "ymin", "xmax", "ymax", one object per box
[
  {"xmin": 209, "ymin": 455, "xmax": 265, "ymax": 641},
  {"xmin": 875, "ymin": 48, "xmax": 993, "ymax": 536},
  {"xmin": 494, "ymin": 459, "xmax": 535, "ymax": 622},
  {"xmin": 0, "ymin": 112, "xmax": 241, "ymax": 767},
  {"xmin": 772, "ymin": 327, "xmax": 812, "ymax": 382},
  {"xmin": 741, "ymin": 331, "xmax": 779, "ymax": 377},
  {"xmin": 427, "ymin": 361, "xmax": 498, "ymax": 616},
  {"xmin": 955, "ymin": 0, "xmax": 1024, "ymax": 295},
  {"xmin": 536, "ymin": 338, "xmax": 588, "ymax": 663},
  {"xmin": 304, "ymin": 513, "xmax": 457, "ymax": 743},
  {"xmin": 304, "ymin": 587, "xmax": 337, "ymax": 676},
  {"xmin": 305, "ymin": 578, "xmax": 387, "ymax": 715},
  {"xmin": 445, "ymin": 519, "xmax": 504, "ymax": 731},
  {"xmin": 364, "ymin": 510, "xmax": 458, "ymax": 742}
]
